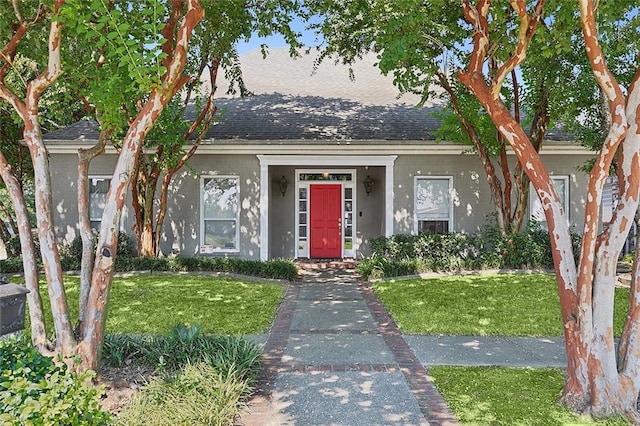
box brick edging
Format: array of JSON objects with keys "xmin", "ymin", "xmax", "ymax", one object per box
[
  {"xmin": 255, "ymin": 272, "xmax": 459, "ymax": 426},
  {"xmin": 358, "ymin": 280, "xmax": 459, "ymax": 425},
  {"xmin": 254, "ymin": 282, "xmax": 299, "ymax": 396}
]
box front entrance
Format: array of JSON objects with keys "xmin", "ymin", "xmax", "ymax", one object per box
[
  {"xmin": 258, "ymin": 156, "xmax": 397, "ymax": 261},
  {"xmin": 310, "ymin": 184, "xmax": 342, "ymax": 258},
  {"xmin": 294, "ymin": 169, "xmax": 357, "ymax": 259}
]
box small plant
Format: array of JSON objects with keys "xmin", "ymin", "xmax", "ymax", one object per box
[
  {"xmin": 102, "ymin": 325, "xmax": 262, "ymax": 381},
  {"xmin": 116, "ymin": 362, "xmax": 252, "ymax": 425},
  {"xmin": 0, "ymin": 337, "xmax": 110, "ymax": 425},
  {"xmin": 360, "ymin": 222, "xmax": 583, "ymax": 279}
]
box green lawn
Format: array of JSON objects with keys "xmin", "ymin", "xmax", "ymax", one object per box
[
  {"xmin": 377, "ymin": 273, "xmax": 633, "ymax": 424},
  {"xmin": 374, "ymin": 273, "xmax": 629, "ymax": 336},
  {"xmin": 23, "ymin": 273, "xmax": 284, "ymax": 335},
  {"xmin": 430, "ymin": 366, "xmax": 630, "ymax": 425}
]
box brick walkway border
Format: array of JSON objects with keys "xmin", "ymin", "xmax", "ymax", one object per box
[
  {"xmin": 359, "ymin": 280, "xmax": 458, "ymax": 425},
  {"xmin": 254, "ymin": 265, "xmax": 459, "ymax": 425}
]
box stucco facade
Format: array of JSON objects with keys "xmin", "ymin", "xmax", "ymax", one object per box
[{"xmin": 48, "ymin": 143, "xmax": 593, "ymax": 261}]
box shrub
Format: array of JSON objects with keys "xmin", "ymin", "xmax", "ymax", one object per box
[
  {"xmin": 116, "ymin": 362, "xmax": 252, "ymax": 426},
  {"xmin": 102, "ymin": 324, "xmax": 262, "ymax": 381},
  {"xmin": 361, "ymin": 222, "xmax": 582, "ymax": 279},
  {"xmin": 167, "ymin": 256, "xmax": 298, "ymax": 280},
  {"xmin": 67, "ymin": 232, "xmax": 135, "ymax": 260},
  {"xmin": 0, "ymin": 257, "xmax": 25, "ymax": 273},
  {"xmin": 0, "ymin": 337, "xmax": 110, "ymax": 425},
  {"xmin": 6, "ymin": 233, "xmax": 40, "ymax": 259}
]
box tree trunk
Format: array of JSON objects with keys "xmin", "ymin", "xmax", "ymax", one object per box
[
  {"xmin": 77, "ymin": 138, "xmax": 106, "ymax": 326},
  {"xmin": 436, "ymin": 71, "xmax": 507, "ymax": 230},
  {"xmin": 0, "ymin": 151, "xmax": 49, "ymax": 352},
  {"xmin": 25, "ymin": 118, "xmax": 76, "ymax": 357},
  {"xmin": 459, "ymin": 0, "xmax": 640, "ymax": 419},
  {"xmin": 459, "ymin": 0, "xmax": 590, "ymax": 407},
  {"xmin": 76, "ymin": 0, "xmax": 204, "ymax": 371}
]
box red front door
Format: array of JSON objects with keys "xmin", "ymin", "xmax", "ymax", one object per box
[{"xmin": 310, "ymin": 184, "xmax": 342, "ymax": 258}]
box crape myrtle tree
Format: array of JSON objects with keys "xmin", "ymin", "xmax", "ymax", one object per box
[
  {"xmin": 130, "ymin": 0, "xmax": 303, "ymax": 258},
  {"xmin": 0, "ymin": 0, "xmax": 204, "ymax": 371},
  {"xmin": 0, "ymin": 36, "xmax": 85, "ymax": 255},
  {"xmin": 307, "ymin": 0, "xmax": 564, "ymax": 233},
  {"xmin": 456, "ymin": 0, "xmax": 640, "ymax": 420},
  {"xmin": 309, "ymin": 0, "xmax": 640, "ymax": 420}
]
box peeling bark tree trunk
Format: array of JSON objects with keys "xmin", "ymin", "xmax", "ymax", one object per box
[
  {"xmin": 76, "ymin": 0, "xmax": 205, "ymax": 371},
  {"xmin": 436, "ymin": 70, "xmax": 508, "ymax": 230},
  {"xmin": 0, "ymin": 151, "xmax": 48, "ymax": 352},
  {"xmin": 77, "ymin": 136, "xmax": 107, "ymax": 327},
  {"xmin": 0, "ymin": 0, "xmax": 76, "ymax": 358},
  {"xmin": 132, "ymin": 57, "xmax": 219, "ymax": 258},
  {"xmin": 458, "ymin": 0, "xmax": 640, "ymax": 420}
]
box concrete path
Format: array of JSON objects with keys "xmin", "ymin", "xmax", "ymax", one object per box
[{"xmin": 237, "ymin": 263, "xmax": 567, "ymax": 425}]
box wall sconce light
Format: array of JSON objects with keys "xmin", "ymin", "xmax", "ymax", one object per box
[
  {"xmin": 278, "ymin": 175, "xmax": 289, "ymax": 197},
  {"xmin": 363, "ymin": 175, "xmax": 374, "ymax": 196}
]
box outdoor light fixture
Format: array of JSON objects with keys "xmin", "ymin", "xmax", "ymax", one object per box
[
  {"xmin": 0, "ymin": 276, "xmax": 30, "ymax": 337},
  {"xmin": 363, "ymin": 175, "xmax": 374, "ymax": 196},
  {"xmin": 278, "ymin": 175, "xmax": 289, "ymax": 197}
]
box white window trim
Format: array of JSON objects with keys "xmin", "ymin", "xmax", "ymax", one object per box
[
  {"xmin": 529, "ymin": 175, "xmax": 570, "ymax": 225},
  {"xmin": 88, "ymin": 175, "xmax": 112, "ymax": 223},
  {"xmin": 200, "ymin": 175, "xmax": 240, "ymax": 254},
  {"xmin": 413, "ymin": 175, "xmax": 454, "ymax": 235}
]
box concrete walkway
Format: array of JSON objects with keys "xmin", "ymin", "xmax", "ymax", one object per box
[{"xmin": 237, "ymin": 263, "xmax": 567, "ymax": 425}]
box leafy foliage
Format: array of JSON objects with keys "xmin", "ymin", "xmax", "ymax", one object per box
[
  {"xmin": 359, "ymin": 222, "xmax": 580, "ymax": 280},
  {"xmin": 0, "ymin": 337, "xmax": 110, "ymax": 425},
  {"xmin": 105, "ymin": 325, "xmax": 262, "ymax": 425},
  {"xmin": 102, "ymin": 324, "xmax": 261, "ymax": 379}
]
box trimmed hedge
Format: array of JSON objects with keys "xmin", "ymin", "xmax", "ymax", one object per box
[
  {"xmin": 359, "ymin": 222, "xmax": 582, "ymax": 280},
  {"xmin": 0, "ymin": 254, "xmax": 298, "ymax": 281}
]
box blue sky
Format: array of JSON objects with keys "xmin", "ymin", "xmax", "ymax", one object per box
[{"xmin": 236, "ymin": 18, "xmax": 320, "ymax": 54}]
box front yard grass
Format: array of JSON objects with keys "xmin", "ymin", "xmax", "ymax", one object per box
[
  {"xmin": 429, "ymin": 366, "xmax": 630, "ymax": 425},
  {"xmin": 376, "ymin": 273, "xmax": 632, "ymax": 424},
  {"xmin": 24, "ymin": 273, "xmax": 284, "ymax": 335},
  {"xmin": 374, "ymin": 273, "xmax": 629, "ymax": 336}
]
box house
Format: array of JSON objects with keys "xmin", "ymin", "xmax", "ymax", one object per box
[{"xmin": 44, "ymin": 48, "xmax": 594, "ymax": 261}]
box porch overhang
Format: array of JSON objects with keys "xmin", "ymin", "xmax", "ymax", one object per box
[{"xmin": 257, "ymin": 155, "xmax": 397, "ymax": 261}]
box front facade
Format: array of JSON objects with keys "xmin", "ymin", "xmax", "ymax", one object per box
[
  {"xmin": 47, "ymin": 140, "xmax": 592, "ymax": 261},
  {"xmin": 45, "ymin": 49, "xmax": 595, "ymax": 261}
]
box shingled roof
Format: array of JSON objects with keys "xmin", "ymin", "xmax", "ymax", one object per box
[{"xmin": 43, "ymin": 48, "xmax": 573, "ymax": 143}]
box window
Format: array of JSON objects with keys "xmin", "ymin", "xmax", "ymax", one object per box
[
  {"xmin": 414, "ymin": 176, "xmax": 453, "ymax": 234},
  {"xmin": 89, "ymin": 176, "xmax": 111, "ymax": 229},
  {"xmin": 201, "ymin": 176, "xmax": 239, "ymax": 252},
  {"xmin": 530, "ymin": 175, "xmax": 569, "ymax": 229}
]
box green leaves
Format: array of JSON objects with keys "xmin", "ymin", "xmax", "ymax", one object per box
[
  {"xmin": 0, "ymin": 337, "xmax": 110, "ymax": 425},
  {"xmin": 59, "ymin": 0, "xmax": 172, "ymax": 133}
]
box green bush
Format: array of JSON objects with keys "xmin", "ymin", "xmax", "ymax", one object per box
[
  {"xmin": 6, "ymin": 233, "xmax": 40, "ymax": 259},
  {"xmin": 67, "ymin": 232, "xmax": 135, "ymax": 260},
  {"xmin": 1, "ymin": 254, "xmax": 298, "ymax": 280},
  {"xmin": 0, "ymin": 337, "xmax": 110, "ymax": 425},
  {"xmin": 102, "ymin": 324, "xmax": 262, "ymax": 381},
  {"xmin": 360, "ymin": 222, "xmax": 582, "ymax": 279},
  {"xmin": 0, "ymin": 257, "xmax": 25, "ymax": 273}
]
